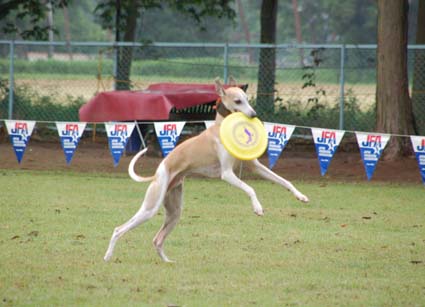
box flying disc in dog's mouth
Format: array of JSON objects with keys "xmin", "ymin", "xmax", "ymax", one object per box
[{"xmin": 219, "ymin": 112, "xmax": 268, "ymax": 160}]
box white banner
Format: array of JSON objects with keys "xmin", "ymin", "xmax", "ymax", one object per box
[
  {"xmin": 264, "ymin": 122, "xmax": 295, "ymax": 169},
  {"xmin": 311, "ymin": 128, "xmax": 345, "ymax": 176},
  {"xmin": 154, "ymin": 121, "xmax": 186, "ymax": 157},
  {"xmin": 410, "ymin": 135, "xmax": 425, "ymax": 184},
  {"xmin": 56, "ymin": 122, "xmax": 86, "ymax": 165},
  {"xmin": 5, "ymin": 120, "xmax": 36, "ymax": 163},
  {"xmin": 105, "ymin": 122, "xmax": 136, "ymax": 166},
  {"xmin": 355, "ymin": 132, "xmax": 390, "ymax": 180}
]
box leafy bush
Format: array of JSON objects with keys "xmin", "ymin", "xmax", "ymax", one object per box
[
  {"xmin": 0, "ymin": 80, "xmax": 84, "ymax": 121},
  {"xmin": 254, "ymin": 90, "xmax": 375, "ymax": 132}
]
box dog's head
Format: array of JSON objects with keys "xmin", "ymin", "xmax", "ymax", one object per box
[{"xmin": 214, "ymin": 78, "xmax": 257, "ymax": 118}]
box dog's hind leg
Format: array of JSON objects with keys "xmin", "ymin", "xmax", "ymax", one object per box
[
  {"xmin": 152, "ymin": 182, "xmax": 183, "ymax": 263},
  {"xmin": 104, "ymin": 163, "xmax": 169, "ymax": 262}
]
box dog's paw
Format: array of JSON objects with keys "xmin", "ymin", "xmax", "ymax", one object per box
[
  {"xmin": 104, "ymin": 252, "xmax": 112, "ymax": 262},
  {"xmin": 254, "ymin": 208, "xmax": 264, "ymax": 216},
  {"xmin": 296, "ymin": 193, "xmax": 309, "ymax": 203}
]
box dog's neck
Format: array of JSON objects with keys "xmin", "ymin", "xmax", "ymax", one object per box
[
  {"xmin": 214, "ymin": 100, "xmax": 232, "ymax": 124},
  {"xmin": 216, "ymin": 101, "xmax": 232, "ymax": 118}
]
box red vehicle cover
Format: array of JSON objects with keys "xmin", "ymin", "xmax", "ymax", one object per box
[{"xmin": 79, "ymin": 83, "xmax": 226, "ymax": 122}]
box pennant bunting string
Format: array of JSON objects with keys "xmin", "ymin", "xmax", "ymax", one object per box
[
  {"xmin": 5, "ymin": 120, "xmax": 36, "ymax": 163},
  {"xmin": 264, "ymin": 122, "xmax": 295, "ymax": 169},
  {"xmin": 311, "ymin": 128, "xmax": 345, "ymax": 176},
  {"xmin": 56, "ymin": 122, "xmax": 86, "ymax": 165},
  {"xmin": 1, "ymin": 118, "xmax": 424, "ymax": 183},
  {"xmin": 355, "ymin": 132, "xmax": 391, "ymax": 180},
  {"xmin": 410, "ymin": 136, "xmax": 425, "ymax": 184},
  {"xmin": 154, "ymin": 121, "xmax": 186, "ymax": 157},
  {"xmin": 105, "ymin": 122, "xmax": 136, "ymax": 166}
]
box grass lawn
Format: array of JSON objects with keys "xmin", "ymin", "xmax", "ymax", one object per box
[{"xmin": 0, "ymin": 170, "xmax": 424, "ymax": 306}]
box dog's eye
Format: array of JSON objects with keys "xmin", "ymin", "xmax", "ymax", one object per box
[{"xmin": 234, "ymin": 99, "xmax": 242, "ymax": 105}]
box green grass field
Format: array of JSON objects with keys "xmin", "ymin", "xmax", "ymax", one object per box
[{"xmin": 1, "ymin": 170, "xmax": 424, "ymax": 306}]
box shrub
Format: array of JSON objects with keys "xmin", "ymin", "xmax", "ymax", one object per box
[{"xmin": 0, "ymin": 80, "xmax": 84, "ymax": 121}]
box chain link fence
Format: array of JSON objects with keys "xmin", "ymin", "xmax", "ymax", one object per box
[{"xmin": 0, "ymin": 41, "xmax": 424, "ymax": 134}]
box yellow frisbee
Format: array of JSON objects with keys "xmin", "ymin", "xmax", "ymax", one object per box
[{"xmin": 219, "ymin": 112, "xmax": 268, "ymax": 160}]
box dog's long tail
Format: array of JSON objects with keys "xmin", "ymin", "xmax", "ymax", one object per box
[{"xmin": 128, "ymin": 148, "xmax": 156, "ymax": 183}]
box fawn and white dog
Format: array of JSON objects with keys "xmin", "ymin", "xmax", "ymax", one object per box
[{"xmin": 104, "ymin": 79, "xmax": 309, "ymax": 263}]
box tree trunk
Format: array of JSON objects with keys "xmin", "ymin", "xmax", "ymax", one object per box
[
  {"xmin": 236, "ymin": 0, "xmax": 253, "ymax": 63},
  {"xmin": 47, "ymin": 1, "xmax": 54, "ymax": 59},
  {"xmin": 376, "ymin": 0, "xmax": 415, "ymax": 159},
  {"xmin": 412, "ymin": 0, "xmax": 425, "ymax": 135},
  {"xmin": 292, "ymin": 0, "xmax": 304, "ymax": 66},
  {"xmin": 63, "ymin": 6, "xmax": 73, "ymax": 60},
  {"xmin": 116, "ymin": 0, "xmax": 139, "ymax": 90},
  {"xmin": 256, "ymin": 0, "xmax": 277, "ymax": 119}
]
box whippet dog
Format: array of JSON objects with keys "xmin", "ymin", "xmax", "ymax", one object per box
[{"xmin": 104, "ymin": 79, "xmax": 309, "ymax": 263}]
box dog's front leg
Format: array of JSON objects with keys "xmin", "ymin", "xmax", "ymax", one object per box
[
  {"xmin": 217, "ymin": 145, "xmax": 263, "ymax": 215},
  {"xmin": 221, "ymin": 169, "xmax": 264, "ymax": 216},
  {"xmin": 250, "ymin": 160, "xmax": 309, "ymax": 203}
]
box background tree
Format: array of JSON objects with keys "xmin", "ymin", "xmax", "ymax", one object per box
[
  {"xmin": 256, "ymin": 0, "xmax": 277, "ymax": 116},
  {"xmin": 94, "ymin": 0, "xmax": 235, "ymax": 90},
  {"xmin": 279, "ymin": 0, "xmax": 378, "ymax": 44},
  {"xmin": 412, "ymin": 0, "xmax": 425, "ymax": 135},
  {"xmin": 0, "ymin": 0, "xmax": 69, "ymax": 40},
  {"xmin": 3, "ymin": 0, "xmax": 410, "ymax": 45},
  {"xmin": 53, "ymin": 1, "xmax": 110, "ymax": 41},
  {"xmin": 376, "ymin": 0, "xmax": 415, "ymax": 159}
]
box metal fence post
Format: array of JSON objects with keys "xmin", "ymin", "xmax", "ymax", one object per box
[
  {"xmin": 113, "ymin": 42, "xmax": 118, "ymax": 90},
  {"xmin": 8, "ymin": 40, "xmax": 15, "ymax": 119},
  {"xmin": 223, "ymin": 43, "xmax": 229, "ymax": 83},
  {"xmin": 338, "ymin": 44, "xmax": 346, "ymax": 130}
]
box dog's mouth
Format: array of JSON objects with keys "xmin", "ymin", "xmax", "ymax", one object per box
[{"xmin": 237, "ymin": 110, "xmax": 257, "ymax": 118}]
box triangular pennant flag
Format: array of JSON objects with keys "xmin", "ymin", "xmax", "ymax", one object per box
[
  {"xmin": 264, "ymin": 122, "xmax": 295, "ymax": 169},
  {"xmin": 154, "ymin": 121, "xmax": 186, "ymax": 157},
  {"xmin": 311, "ymin": 128, "xmax": 345, "ymax": 176},
  {"xmin": 410, "ymin": 135, "xmax": 425, "ymax": 184},
  {"xmin": 355, "ymin": 132, "xmax": 390, "ymax": 180},
  {"xmin": 5, "ymin": 120, "xmax": 36, "ymax": 163},
  {"xmin": 105, "ymin": 122, "xmax": 136, "ymax": 166},
  {"xmin": 56, "ymin": 122, "xmax": 86, "ymax": 165},
  {"xmin": 204, "ymin": 121, "xmax": 215, "ymax": 129}
]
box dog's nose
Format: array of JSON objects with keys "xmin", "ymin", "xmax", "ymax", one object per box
[{"xmin": 250, "ymin": 110, "xmax": 257, "ymax": 118}]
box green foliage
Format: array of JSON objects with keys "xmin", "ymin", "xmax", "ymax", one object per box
[
  {"xmin": 53, "ymin": 1, "xmax": 110, "ymax": 41},
  {"xmin": 301, "ymin": 49, "xmax": 328, "ymax": 107},
  {"xmin": 0, "ymin": 0, "xmax": 382, "ymax": 44},
  {"xmin": 0, "ymin": 80, "xmax": 84, "ymax": 121},
  {"xmin": 295, "ymin": 0, "xmax": 378, "ymax": 44},
  {"xmin": 94, "ymin": 0, "xmax": 235, "ymax": 42},
  {"xmin": 338, "ymin": 88, "xmax": 376, "ymax": 131},
  {"xmin": 254, "ymin": 49, "xmax": 376, "ymax": 131},
  {"xmin": 0, "ymin": 172, "xmax": 424, "ymax": 306},
  {"xmin": 0, "ymin": 0, "xmax": 69, "ymax": 40},
  {"xmin": 255, "ymin": 89, "xmax": 375, "ymax": 132}
]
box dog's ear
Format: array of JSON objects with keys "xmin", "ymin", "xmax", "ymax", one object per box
[
  {"xmin": 214, "ymin": 78, "xmax": 226, "ymax": 96},
  {"xmin": 228, "ymin": 76, "xmax": 237, "ymax": 86}
]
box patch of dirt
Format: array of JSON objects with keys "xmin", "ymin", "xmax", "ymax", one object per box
[{"xmin": 0, "ymin": 135, "xmax": 421, "ymax": 184}]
